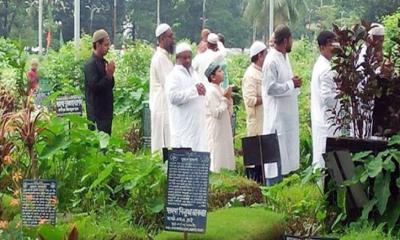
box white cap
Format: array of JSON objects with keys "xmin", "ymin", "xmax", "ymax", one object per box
[
  {"xmin": 368, "ymin": 23, "xmax": 384, "ymax": 36},
  {"xmin": 155, "ymin": 23, "xmax": 171, "ymax": 37},
  {"xmin": 175, "ymin": 42, "xmax": 192, "ymax": 55},
  {"xmin": 249, "ymin": 41, "xmax": 267, "ymax": 58},
  {"xmin": 207, "ymin": 33, "xmax": 219, "ymax": 44}
]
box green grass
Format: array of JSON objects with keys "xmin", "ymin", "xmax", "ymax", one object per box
[
  {"xmin": 155, "ymin": 207, "xmax": 284, "ymax": 240},
  {"xmin": 340, "ymin": 226, "xmax": 394, "ymax": 240}
]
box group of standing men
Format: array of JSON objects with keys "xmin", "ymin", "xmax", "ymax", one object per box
[
  {"xmin": 83, "ymin": 21, "xmax": 387, "ymax": 176},
  {"xmin": 149, "ymin": 24, "xmax": 234, "ymax": 173},
  {"xmin": 242, "ymin": 23, "xmax": 386, "ymax": 175}
]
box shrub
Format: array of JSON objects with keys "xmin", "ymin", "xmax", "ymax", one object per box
[
  {"xmin": 345, "ymin": 134, "xmax": 400, "ymax": 229},
  {"xmin": 208, "ymin": 170, "xmax": 263, "ymax": 210},
  {"xmin": 113, "ymin": 41, "xmax": 153, "ymax": 117},
  {"xmin": 291, "ymin": 39, "xmax": 318, "ymax": 167},
  {"xmin": 340, "ymin": 222, "xmax": 394, "ymax": 240},
  {"xmin": 262, "ymin": 174, "xmax": 326, "ymax": 236}
]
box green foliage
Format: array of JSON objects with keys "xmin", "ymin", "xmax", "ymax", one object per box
[
  {"xmin": 349, "ymin": 134, "xmax": 400, "ymax": 229},
  {"xmin": 226, "ymin": 53, "xmax": 249, "ymax": 153},
  {"xmin": 340, "ymin": 221, "xmax": 394, "ymax": 240},
  {"xmin": 261, "ymin": 174, "xmax": 326, "ymax": 236},
  {"xmin": 113, "ymin": 41, "xmax": 153, "ymax": 117},
  {"xmin": 42, "ymin": 35, "xmax": 92, "ymax": 95},
  {"xmin": 208, "ymin": 170, "xmax": 263, "ymax": 210},
  {"xmin": 156, "ymin": 207, "xmax": 285, "ymax": 240},
  {"xmin": 0, "ymin": 38, "xmax": 28, "ymax": 98},
  {"xmin": 291, "ymin": 39, "xmax": 318, "ymax": 167},
  {"xmin": 382, "ymin": 8, "xmax": 400, "ymax": 54},
  {"xmin": 14, "ymin": 208, "xmax": 149, "ymax": 240},
  {"xmin": 119, "ymin": 152, "xmax": 167, "ymax": 231}
]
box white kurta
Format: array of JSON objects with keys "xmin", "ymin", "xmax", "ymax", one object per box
[
  {"xmin": 192, "ymin": 49, "xmax": 225, "ymax": 82},
  {"xmin": 165, "ymin": 65, "xmax": 207, "ymax": 152},
  {"xmin": 149, "ymin": 47, "xmax": 174, "ymax": 152},
  {"xmin": 206, "ymin": 84, "xmax": 235, "ymax": 173},
  {"xmin": 242, "ymin": 63, "xmax": 264, "ymax": 136},
  {"xmin": 311, "ymin": 55, "xmax": 339, "ymax": 169},
  {"xmin": 262, "ymin": 48, "xmax": 300, "ymax": 175}
]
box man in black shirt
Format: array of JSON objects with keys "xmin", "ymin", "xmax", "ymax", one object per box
[{"xmin": 84, "ymin": 29, "xmax": 115, "ymax": 135}]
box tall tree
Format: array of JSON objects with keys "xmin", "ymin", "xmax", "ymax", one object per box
[
  {"xmin": 243, "ymin": 0, "xmax": 307, "ymax": 37},
  {"xmin": 0, "ymin": 0, "xmax": 26, "ymax": 38}
]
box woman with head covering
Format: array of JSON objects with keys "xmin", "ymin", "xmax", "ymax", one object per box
[{"xmin": 204, "ymin": 63, "xmax": 235, "ymax": 173}]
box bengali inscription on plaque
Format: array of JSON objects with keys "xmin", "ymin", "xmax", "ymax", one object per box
[
  {"xmin": 56, "ymin": 95, "xmax": 83, "ymax": 116},
  {"xmin": 165, "ymin": 149, "xmax": 210, "ymax": 233},
  {"xmin": 21, "ymin": 179, "xmax": 57, "ymax": 227}
]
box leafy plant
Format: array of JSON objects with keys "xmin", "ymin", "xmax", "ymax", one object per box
[
  {"xmin": 0, "ymin": 38, "xmax": 28, "ymax": 99},
  {"xmin": 347, "ymin": 134, "xmax": 400, "ymax": 230},
  {"xmin": 261, "ymin": 174, "xmax": 327, "ymax": 237},
  {"xmin": 332, "ymin": 20, "xmax": 399, "ymax": 138},
  {"xmin": 113, "ymin": 41, "xmax": 153, "ymax": 117},
  {"xmin": 11, "ymin": 96, "xmax": 46, "ymax": 178}
]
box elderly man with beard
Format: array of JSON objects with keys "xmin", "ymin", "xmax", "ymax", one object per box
[
  {"xmin": 262, "ymin": 25, "xmax": 302, "ymax": 176},
  {"xmin": 149, "ymin": 23, "xmax": 175, "ymax": 153},
  {"xmin": 165, "ymin": 42, "xmax": 208, "ymax": 152}
]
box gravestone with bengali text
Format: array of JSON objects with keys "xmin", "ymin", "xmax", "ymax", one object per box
[
  {"xmin": 21, "ymin": 179, "xmax": 57, "ymax": 227},
  {"xmin": 165, "ymin": 149, "xmax": 210, "ymax": 233},
  {"xmin": 56, "ymin": 95, "xmax": 83, "ymax": 116}
]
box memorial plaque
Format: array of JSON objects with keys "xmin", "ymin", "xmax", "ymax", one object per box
[
  {"xmin": 141, "ymin": 102, "xmax": 151, "ymax": 147},
  {"xmin": 165, "ymin": 149, "xmax": 210, "ymax": 233},
  {"xmin": 22, "ymin": 179, "xmax": 57, "ymax": 227},
  {"xmin": 242, "ymin": 133, "xmax": 282, "ymax": 185},
  {"xmin": 56, "ymin": 95, "xmax": 83, "ymax": 116}
]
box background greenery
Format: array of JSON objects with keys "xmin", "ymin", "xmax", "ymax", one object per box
[{"xmin": 0, "ymin": 0, "xmax": 399, "ymax": 49}]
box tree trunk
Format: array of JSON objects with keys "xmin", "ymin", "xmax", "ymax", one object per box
[{"xmin": 3, "ymin": 0, "xmax": 9, "ymax": 38}]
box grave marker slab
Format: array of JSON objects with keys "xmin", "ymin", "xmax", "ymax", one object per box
[
  {"xmin": 165, "ymin": 149, "xmax": 210, "ymax": 233},
  {"xmin": 56, "ymin": 95, "xmax": 83, "ymax": 116},
  {"xmin": 21, "ymin": 179, "xmax": 57, "ymax": 227}
]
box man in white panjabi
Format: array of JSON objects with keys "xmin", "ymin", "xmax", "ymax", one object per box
[
  {"xmin": 262, "ymin": 25, "xmax": 302, "ymax": 175},
  {"xmin": 149, "ymin": 23, "xmax": 175, "ymax": 153},
  {"xmin": 353, "ymin": 23, "xmax": 385, "ymax": 138},
  {"xmin": 192, "ymin": 33, "xmax": 225, "ymax": 82},
  {"xmin": 165, "ymin": 42, "xmax": 208, "ymax": 152},
  {"xmin": 204, "ymin": 63, "xmax": 235, "ymax": 172},
  {"xmin": 311, "ymin": 31, "xmax": 340, "ymax": 169},
  {"xmin": 243, "ymin": 41, "xmax": 267, "ymax": 136}
]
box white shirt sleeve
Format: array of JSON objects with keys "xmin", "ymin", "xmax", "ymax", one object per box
[
  {"xmin": 320, "ymin": 70, "xmax": 337, "ymax": 109},
  {"xmin": 207, "ymin": 91, "xmax": 229, "ymax": 119},
  {"xmin": 166, "ymin": 76, "xmax": 199, "ymax": 106},
  {"xmin": 264, "ymin": 61, "xmax": 295, "ymax": 97}
]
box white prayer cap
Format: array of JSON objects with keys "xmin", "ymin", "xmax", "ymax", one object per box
[
  {"xmin": 155, "ymin": 23, "xmax": 171, "ymax": 38},
  {"xmin": 368, "ymin": 23, "xmax": 385, "ymax": 36},
  {"xmin": 207, "ymin": 33, "xmax": 219, "ymax": 44},
  {"xmin": 249, "ymin": 41, "xmax": 267, "ymax": 58},
  {"xmin": 175, "ymin": 42, "xmax": 192, "ymax": 55}
]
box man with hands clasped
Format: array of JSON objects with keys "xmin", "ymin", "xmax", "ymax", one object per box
[{"xmin": 262, "ymin": 25, "xmax": 302, "ymax": 176}]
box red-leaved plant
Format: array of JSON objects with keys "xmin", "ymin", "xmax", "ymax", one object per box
[{"xmin": 332, "ymin": 21, "xmax": 399, "ymax": 139}]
